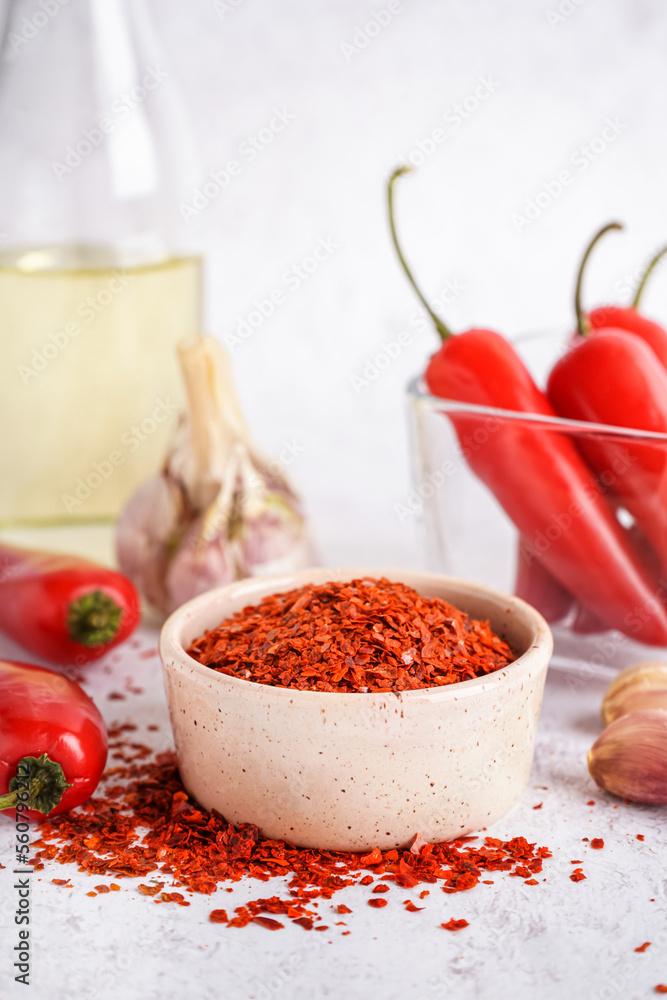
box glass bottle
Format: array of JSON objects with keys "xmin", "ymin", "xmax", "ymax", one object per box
[{"xmin": 0, "ymin": 0, "xmax": 202, "ymax": 526}]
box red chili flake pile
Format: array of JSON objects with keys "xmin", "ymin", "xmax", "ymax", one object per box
[
  {"xmin": 29, "ymin": 747, "xmax": 551, "ymax": 934},
  {"xmin": 186, "ymin": 577, "xmax": 514, "ymax": 693}
]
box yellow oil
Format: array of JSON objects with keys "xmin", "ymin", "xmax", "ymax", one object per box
[{"xmin": 0, "ymin": 247, "xmax": 201, "ymax": 523}]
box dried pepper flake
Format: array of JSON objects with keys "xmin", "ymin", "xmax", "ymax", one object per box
[
  {"xmin": 32, "ymin": 748, "xmax": 554, "ymax": 935},
  {"xmin": 656, "ymin": 987, "xmax": 667, "ymax": 995},
  {"xmin": 637, "ymin": 834, "xmax": 645, "ymax": 841},
  {"xmin": 404, "ymin": 901, "xmax": 424, "ymax": 912},
  {"xmin": 252, "ymin": 916, "xmax": 284, "ymax": 930},
  {"xmin": 441, "ymin": 919, "xmax": 469, "ymax": 931},
  {"xmin": 570, "ymin": 870, "xmax": 586, "ymax": 882},
  {"xmin": 186, "ymin": 577, "xmax": 514, "ymax": 693},
  {"xmin": 51, "ymin": 879, "xmax": 70, "ymax": 886},
  {"xmin": 635, "ymin": 942, "xmax": 651, "ymax": 953},
  {"xmin": 591, "ymin": 839, "xmax": 604, "ymax": 850}
]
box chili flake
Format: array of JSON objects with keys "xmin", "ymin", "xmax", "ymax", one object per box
[
  {"xmin": 441, "ymin": 919, "xmax": 469, "ymax": 931},
  {"xmin": 33, "ymin": 748, "xmax": 552, "ymax": 935},
  {"xmin": 590, "ymin": 839, "xmax": 604, "ymax": 849},
  {"xmin": 635, "ymin": 942, "xmax": 651, "ymax": 953},
  {"xmin": 186, "ymin": 578, "xmax": 514, "ymax": 693}
]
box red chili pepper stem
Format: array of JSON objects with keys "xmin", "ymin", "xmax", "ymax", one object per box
[
  {"xmin": 574, "ymin": 221, "xmax": 624, "ymax": 337},
  {"xmin": 67, "ymin": 589, "xmax": 123, "ymax": 648},
  {"xmin": 0, "ymin": 752, "xmax": 72, "ymax": 814},
  {"xmin": 387, "ymin": 166, "xmax": 453, "ymax": 341},
  {"xmin": 632, "ymin": 244, "xmax": 667, "ymax": 309}
]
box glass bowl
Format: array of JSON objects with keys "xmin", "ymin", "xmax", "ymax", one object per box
[{"xmin": 407, "ymin": 331, "xmax": 667, "ymax": 676}]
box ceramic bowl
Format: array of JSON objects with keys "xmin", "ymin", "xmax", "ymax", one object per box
[{"xmin": 159, "ymin": 568, "xmax": 553, "ymax": 851}]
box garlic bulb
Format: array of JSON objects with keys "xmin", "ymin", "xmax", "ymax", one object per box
[
  {"xmin": 601, "ymin": 661, "xmax": 667, "ymax": 726},
  {"xmin": 587, "ymin": 709, "xmax": 667, "ymax": 804},
  {"xmin": 116, "ymin": 335, "xmax": 313, "ymax": 616}
]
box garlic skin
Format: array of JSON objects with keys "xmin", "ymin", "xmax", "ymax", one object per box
[
  {"xmin": 601, "ymin": 661, "xmax": 667, "ymax": 726},
  {"xmin": 587, "ymin": 709, "xmax": 667, "ymax": 804},
  {"xmin": 116, "ymin": 335, "xmax": 314, "ymax": 617}
]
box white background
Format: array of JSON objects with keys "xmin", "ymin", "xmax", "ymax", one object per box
[
  {"xmin": 3, "ymin": 0, "xmax": 667, "ymax": 569},
  {"xmin": 149, "ymin": 0, "xmax": 667, "ymax": 569}
]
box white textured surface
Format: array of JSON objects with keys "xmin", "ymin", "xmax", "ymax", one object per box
[{"xmin": 1, "ymin": 623, "xmax": 666, "ymax": 1000}]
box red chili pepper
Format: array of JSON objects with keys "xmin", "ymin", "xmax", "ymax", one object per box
[
  {"xmin": 0, "ymin": 659, "xmax": 107, "ymax": 819},
  {"xmin": 515, "ymin": 538, "xmax": 574, "ymax": 623},
  {"xmin": 548, "ymin": 225, "xmax": 667, "ymax": 579},
  {"xmin": 388, "ymin": 170, "xmax": 667, "ymax": 644},
  {"xmin": 583, "ymin": 234, "xmax": 667, "ymax": 366},
  {"xmin": 0, "ymin": 541, "xmax": 140, "ymax": 665}
]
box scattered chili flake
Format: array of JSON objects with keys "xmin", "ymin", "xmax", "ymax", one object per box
[
  {"xmin": 137, "ymin": 883, "xmax": 164, "ymax": 896},
  {"xmin": 590, "ymin": 839, "xmax": 604, "ymax": 850},
  {"xmin": 655, "ymin": 986, "xmax": 667, "ymax": 994},
  {"xmin": 570, "ymin": 870, "xmax": 586, "ymax": 882},
  {"xmin": 314, "ymin": 925, "xmax": 329, "ymax": 931},
  {"xmin": 587, "ymin": 801, "xmax": 595, "ymax": 806},
  {"xmin": 441, "ymin": 919, "xmax": 469, "ymax": 931},
  {"xmin": 533, "ymin": 803, "xmax": 543, "ymax": 810},
  {"xmin": 107, "ymin": 692, "xmax": 125, "ymax": 700},
  {"xmin": 524, "ymin": 879, "xmax": 539, "ymax": 886},
  {"xmin": 252, "ymin": 916, "xmax": 284, "ymax": 930},
  {"xmin": 404, "ymin": 901, "xmax": 424, "ymax": 912},
  {"xmin": 637, "ymin": 835, "xmax": 645, "ymax": 841},
  {"xmin": 372, "ymin": 884, "xmax": 390, "ymax": 894},
  {"xmin": 86, "ymin": 891, "xmax": 97, "ymax": 897},
  {"xmin": 51, "ymin": 879, "xmax": 70, "ymax": 886},
  {"xmin": 419, "ymin": 890, "xmax": 430, "ymax": 899},
  {"xmin": 32, "ymin": 748, "xmax": 554, "ymax": 935},
  {"xmin": 570, "ymin": 861, "xmax": 582, "ymax": 865},
  {"xmin": 186, "ymin": 578, "xmax": 514, "ymax": 694},
  {"xmin": 635, "ymin": 942, "xmax": 651, "ymax": 953},
  {"xmin": 209, "ymin": 909, "xmax": 229, "ymax": 923},
  {"xmin": 94, "ymin": 884, "xmax": 111, "ymax": 893}
]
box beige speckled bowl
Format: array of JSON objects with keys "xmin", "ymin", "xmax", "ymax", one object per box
[{"xmin": 159, "ymin": 568, "xmax": 553, "ymax": 851}]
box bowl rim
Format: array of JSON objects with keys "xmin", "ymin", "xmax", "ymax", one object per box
[
  {"xmin": 159, "ymin": 567, "xmax": 553, "ymax": 705},
  {"xmin": 407, "ymin": 375, "xmax": 667, "ymax": 444}
]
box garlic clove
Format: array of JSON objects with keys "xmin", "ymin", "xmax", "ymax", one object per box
[
  {"xmin": 116, "ymin": 473, "xmax": 184, "ymax": 614},
  {"xmin": 164, "ymin": 516, "xmax": 235, "ymax": 614},
  {"xmin": 587, "ymin": 709, "xmax": 667, "ymax": 804},
  {"xmin": 601, "ymin": 661, "xmax": 667, "ymax": 726}
]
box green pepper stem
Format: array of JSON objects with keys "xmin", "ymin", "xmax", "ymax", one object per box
[
  {"xmin": 632, "ymin": 245, "xmax": 667, "ymax": 309},
  {"xmin": 387, "ymin": 166, "xmax": 452, "ymax": 341},
  {"xmin": 0, "ymin": 754, "xmax": 71, "ymax": 814},
  {"xmin": 67, "ymin": 589, "xmax": 123, "ymax": 648},
  {"xmin": 574, "ymin": 221, "xmax": 624, "ymax": 337}
]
